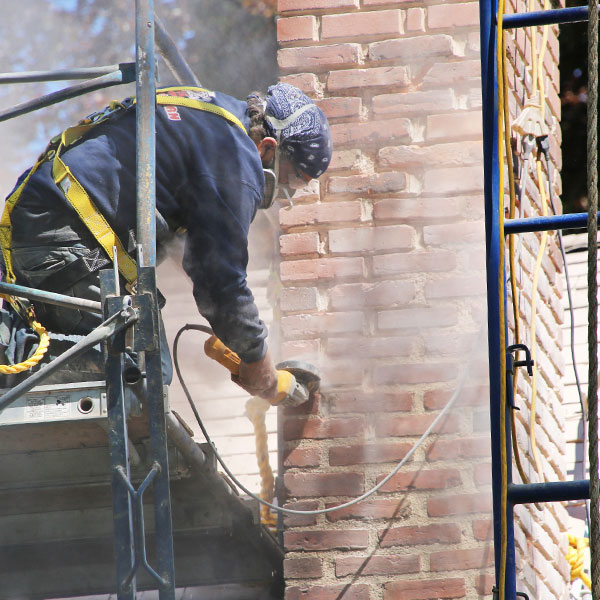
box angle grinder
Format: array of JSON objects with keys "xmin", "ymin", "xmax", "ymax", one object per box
[{"xmin": 204, "ymin": 335, "xmax": 320, "ymax": 407}]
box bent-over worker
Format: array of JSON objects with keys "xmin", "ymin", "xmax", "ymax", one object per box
[{"xmin": 1, "ymin": 82, "xmax": 332, "ymax": 399}]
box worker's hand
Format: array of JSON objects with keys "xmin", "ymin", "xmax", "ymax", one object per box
[{"xmin": 232, "ymin": 349, "xmax": 279, "ymax": 400}]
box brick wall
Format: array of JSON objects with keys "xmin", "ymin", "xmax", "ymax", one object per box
[{"xmin": 276, "ymin": 1, "xmax": 496, "ymax": 598}]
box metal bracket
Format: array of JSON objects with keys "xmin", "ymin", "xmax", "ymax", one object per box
[
  {"xmin": 115, "ymin": 462, "xmax": 170, "ymax": 590},
  {"xmin": 506, "ymin": 344, "xmax": 534, "ymax": 376},
  {"xmin": 491, "ymin": 587, "xmax": 530, "ymax": 600}
]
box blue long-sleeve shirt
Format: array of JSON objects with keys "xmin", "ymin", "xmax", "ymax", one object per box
[{"xmin": 8, "ymin": 89, "xmax": 269, "ymax": 362}]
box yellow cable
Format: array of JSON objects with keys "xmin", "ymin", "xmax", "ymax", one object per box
[
  {"xmin": 245, "ymin": 396, "xmax": 277, "ymax": 528},
  {"xmin": 567, "ymin": 534, "xmax": 592, "ymax": 590},
  {"xmin": 497, "ymin": 2, "xmax": 508, "ymax": 598},
  {"xmin": 529, "ymin": 0, "xmax": 539, "ymax": 97}
]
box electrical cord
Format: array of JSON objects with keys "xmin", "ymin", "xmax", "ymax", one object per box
[{"xmin": 173, "ymin": 323, "xmax": 472, "ymax": 516}]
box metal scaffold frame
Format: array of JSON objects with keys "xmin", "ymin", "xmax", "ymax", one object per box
[
  {"xmin": 480, "ymin": 1, "xmax": 599, "ymax": 598},
  {"xmin": 0, "ymin": 2, "xmax": 204, "ymax": 597}
]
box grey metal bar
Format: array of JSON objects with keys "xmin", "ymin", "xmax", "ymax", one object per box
[
  {"xmin": 0, "ymin": 301, "xmax": 137, "ymax": 412},
  {"xmin": 0, "ymin": 281, "xmax": 102, "ymax": 313},
  {"xmin": 0, "ymin": 63, "xmax": 135, "ymax": 84},
  {"xmin": 135, "ymin": 0, "xmax": 176, "ymax": 596},
  {"xmin": 101, "ymin": 270, "xmax": 136, "ymax": 600},
  {"xmin": 154, "ymin": 16, "xmax": 200, "ymax": 86},
  {"xmin": 0, "ymin": 67, "xmax": 136, "ymax": 123}
]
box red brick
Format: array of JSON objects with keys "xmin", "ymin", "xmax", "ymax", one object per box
[
  {"xmin": 406, "ymin": 7, "xmax": 426, "ymax": 32},
  {"xmin": 280, "ymin": 287, "xmax": 319, "ymax": 313},
  {"xmin": 374, "ymin": 413, "xmax": 460, "ymax": 436},
  {"xmin": 278, "ymin": 0, "xmax": 359, "ymax": 11},
  {"xmin": 331, "ymin": 119, "xmax": 411, "ymax": 146},
  {"xmin": 423, "ymin": 60, "xmax": 481, "ymax": 87},
  {"xmin": 427, "ymin": 437, "xmax": 491, "ymax": 461},
  {"xmin": 330, "ymin": 280, "xmax": 416, "ymax": 310},
  {"xmin": 377, "ymin": 307, "xmax": 458, "ymax": 331},
  {"xmin": 373, "ymin": 90, "xmax": 455, "ymax": 116},
  {"xmin": 282, "ymin": 311, "xmax": 364, "ymax": 338},
  {"xmin": 372, "ymin": 251, "xmax": 456, "ymax": 277},
  {"xmin": 280, "ymin": 73, "xmax": 320, "ymax": 95},
  {"xmin": 378, "ymin": 141, "xmax": 482, "ymax": 168},
  {"xmin": 320, "ymin": 360, "xmax": 364, "ymax": 387},
  {"xmin": 473, "ymin": 518, "xmax": 493, "ymax": 541},
  {"xmin": 376, "ymin": 468, "xmax": 462, "ymax": 492},
  {"xmin": 328, "ymin": 172, "xmax": 407, "ymax": 195},
  {"xmin": 330, "ymin": 391, "xmax": 413, "ymax": 414},
  {"xmin": 473, "ymin": 462, "xmax": 492, "ymax": 486},
  {"xmin": 285, "ymin": 472, "xmax": 365, "ymax": 499},
  {"xmin": 278, "ymin": 16, "xmax": 319, "ymax": 43},
  {"xmin": 327, "ymin": 336, "xmax": 415, "ymax": 359},
  {"xmin": 326, "ymin": 498, "xmax": 411, "ymax": 522},
  {"xmin": 424, "ymin": 166, "xmax": 483, "ymax": 194},
  {"xmin": 283, "ymin": 500, "xmax": 320, "ymax": 527},
  {"xmin": 283, "ymin": 447, "xmax": 322, "ymax": 468},
  {"xmin": 424, "ymin": 275, "xmax": 486, "ymax": 299},
  {"xmin": 280, "ymin": 201, "xmax": 362, "ymax": 229},
  {"xmin": 278, "ymin": 44, "xmax": 362, "ymax": 71},
  {"xmin": 428, "ymin": 2, "xmax": 480, "ymax": 28},
  {"xmin": 374, "ymin": 197, "xmax": 463, "ymax": 222},
  {"xmin": 369, "ymin": 34, "xmax": 460, "ymax": 62},
  {"xmin": 423, "ymin": 384, "xmax": 490, "ymax": 410},
  {"xmin": 336, "ymin": 554, "xmax": 420, "ymax": 577},
  {"xmin": 329, "ymin": 149, "xmax": 364, "ymax": 171},
  {"xmin": 424, "ymin": 222, "xmax": 483, "ymax": 247},
  {"xmin": 316, "ymin": 97, "xmax": 362, "ymax": 120},
  {"xmin": 378, "ymin": 523, "xmax": 461, "ymax": 547},
  {"xmin": 328, "ymin": 66, "xmax": 409, "ymax": 91},
  {"xmin": 430, "ymin": 547, "xmax": 494, "ymax": 571},
  {"xmin": 329, "ymin": 442, "xmax": 413, "ymax": 466},
  {"xmin": 424, "ymin": 332, "xmax": 480, "ymax": 356},
  {"xmin": 284, "ymin": 529, "xmax": 369, "ymax": 551},
  {"xmin": 384, "ymin": 578, "xmax": 466, "ymax": 600},
  {"xmin": 329, "ymin": 225, "xmax": 415, "ymax": 253},
  {"xmin": 280, "ymin": 258, "xmax": 364, "ymax": 283},
  {"xmin": 284, "ymin": 416, "xmax": 365, "ymax": 440},
  {"xmin": 284, "ymin": 556, "xmax": 323, "ymax": 579},
  {"xmin": 363, "ymin": 0, "xmax": 416, "ymax": 4},
  {"xmin": 427, "ymin": 492, "xmax": 492, "ymax": 517},
  {"xmin": 286, "ymin": 584, "xmax": 370, "ymax": 600},
  {"xmin": 426, "ymin": 112, "xmax": 482, "ymax": 140},
  {"xmin": 476, "ymin": 573, "xmax": 496, "ymax": 596},
  {"xmin": 281, "ymin": 339, "xmax": 321, "ymax": 362},
  {"xmin": 280, "ymin": 232, "xmax": 321, "ymax": 256},
  {"xmin": 373, "ymin": 362, "xmax": 458, "ymax": 385},
  {"xmin": 322, "ymin": 10, "xmax": 403, "ymax": 40}
]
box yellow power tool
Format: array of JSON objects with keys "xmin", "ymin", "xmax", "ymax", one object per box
[{"xmin": 204, "ymin": 335, "xmax": 320, "ymax": 407}]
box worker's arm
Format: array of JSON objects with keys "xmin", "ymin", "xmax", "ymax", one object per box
[{"xmin": 181, "ymin": 174, "xmax": 268, "ymax": 363}]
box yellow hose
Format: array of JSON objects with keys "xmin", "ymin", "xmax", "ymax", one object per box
[{"xmin": 245, "ymin": 395, "xmax": 277, "ymax": 528}]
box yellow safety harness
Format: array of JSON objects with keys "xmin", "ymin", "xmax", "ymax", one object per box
[{"xmin": 0, "ymin": 86, "xmax": 247, "ymax": 373}]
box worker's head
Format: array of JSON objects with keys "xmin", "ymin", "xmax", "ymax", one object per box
[{"xmin": 247, "ymin": 83, "xmax": 332, "ymax": 209}]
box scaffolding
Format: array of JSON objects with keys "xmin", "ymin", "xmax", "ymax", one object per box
[
  {"xmin": 0, "ymin": 3, "xmax": 282, "ymax": 599},
  {"xmin": 480, "ymin": 1, "xmax": 599, "ymax": 598}
]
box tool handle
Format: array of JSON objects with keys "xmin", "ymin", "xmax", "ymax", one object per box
[
  {"xmin": 272, "ymin": 369, "xmax": 295, "ymax": 406},
  {"xmin": 204, "ymin": 334, "xmax": 241, "ymax": 375}
]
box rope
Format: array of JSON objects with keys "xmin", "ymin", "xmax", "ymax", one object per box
[
  {"xmin": 0, "ymin": 299, "xmax": 50, "ymax": 374},
  {"xmin": 245, "ymin": 395, "xmax": 277, "ymax": 528},
  {"xmin": 588, "ymin": 0, "xmax": 600, "ymax": 592},
  {"xmin": 568, "ymin": 534, "xmax": 592, "ymax": 591}
]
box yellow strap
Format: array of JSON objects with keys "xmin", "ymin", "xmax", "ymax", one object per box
[{"xmin": 52, "ymin": 135, "xmax": 139, "ymax": 285}]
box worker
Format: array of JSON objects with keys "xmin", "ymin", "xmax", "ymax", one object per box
[{"xmin": 0, "ymin": 82, "xmax": 333, "ymax": 399}]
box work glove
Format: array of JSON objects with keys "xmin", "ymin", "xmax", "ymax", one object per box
[{"xmin": 232, "ymin": 349, "xmax": 279, "ymax": 400}]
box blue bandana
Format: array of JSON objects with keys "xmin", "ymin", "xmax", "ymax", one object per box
[{"xmin": 263, "ymin": 83, "xmax": 332, "ymax": 179}]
